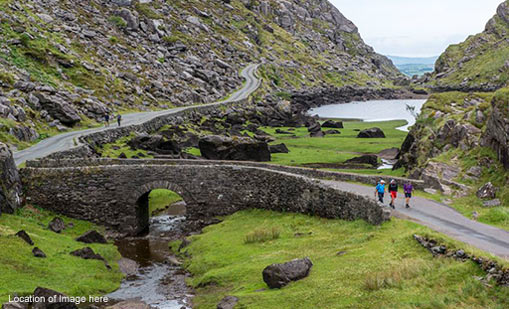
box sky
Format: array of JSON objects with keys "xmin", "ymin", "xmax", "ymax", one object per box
[{"xmin": 330, "ymin": 0, "xmax": 503, "ymax": 57}]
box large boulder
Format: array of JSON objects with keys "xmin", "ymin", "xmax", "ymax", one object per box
[
  {"xmin": 199, "ymin": 135, "xmax": 271, "ymax": 162},
  {"xmin": 76, "ymin": 230, "xmax": 107, "ymax": 244},
  {"xmin": 32, "ymin": 287, "xmax": 77, "ymax": 309},
  {"xmin": 269, "ymin": 143, "xmax": 289, "ymax": 154},
  {"xmin": 357, "ymin": 127, "xmax": 386, "ymax": 138},
  {"xmin": 344, "ymin": 154, "xmax": 379, "ymax": 167},
  {"xmin": 322, "ymin": 120, "xmax": 344, "ymax": 129},
  {"xmin": 476, "ymin": 182, "xmax": 498, "ymax": 199},
  {"xmin": 0, "ymin": 143, "xmax": 22, "ymax": 214},
  {"xmin": 262, "ymin": 257, "xmax": 313, "ymax": 289},
  {"xmin": 34, "ymin": 93, "xmax": 81, "ymax": 126}
]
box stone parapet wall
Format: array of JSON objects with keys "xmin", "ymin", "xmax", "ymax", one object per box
[{"xmin": 21, "ymin": 163, "xmax": 390, "ymax": 235}]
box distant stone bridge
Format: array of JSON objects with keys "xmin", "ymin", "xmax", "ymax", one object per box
[{"xmin": 20, "ymin": 159, "xmax": 393, "ymax": 235}]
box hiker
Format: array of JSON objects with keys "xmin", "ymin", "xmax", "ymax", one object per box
[
  {"xmin": 403, "ymin": 181, "xmax": 413, "ymax": 209},
  {"xmin": 104, "ymin": 113, "xmax": 110, "ymax": 127},
  {"xmin": 117, "ymin": 114, "xmax": 122, "ymax": 127},
  {"xmin": 375, "ymin": 180, "xmax": 386, "ymax": 204},
  {"xmin": 388, "ymin": 179, "xmax": 398, "ymax": 209}
]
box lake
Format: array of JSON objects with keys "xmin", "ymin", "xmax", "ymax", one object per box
[{"xmin": 308, "ymin": 99, "xmax": 427, "ymax": 132}]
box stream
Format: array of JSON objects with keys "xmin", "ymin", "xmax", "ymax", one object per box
[{"xmin": 106, "ymin": 203, "xmax": 192, "ymax": 309}]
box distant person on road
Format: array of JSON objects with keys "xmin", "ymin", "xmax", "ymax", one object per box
[
  {"xmin": 388, "ymin": 179, "xmax": 398, "ymax": 209},
  {"xmin": 117, "ymin": 114, "xmax": 122, "ymax": 127},
  {"xmin": 375, "ymin": 180, "xmax": 386, "ymax": 204},
  {"xmin": 404, "ymin": 181, "xmax": 413, "ymax": 209},
  {"xmin": 104, "ymin": 114, "xmax": 110, "ymax": 127}
]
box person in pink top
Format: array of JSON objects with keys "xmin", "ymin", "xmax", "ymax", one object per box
[{"xmin": 403, "ymin": 181, "xmax": 413, "ymax": 209}]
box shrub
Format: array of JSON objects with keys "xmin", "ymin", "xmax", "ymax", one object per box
[
  {"xmin": 244, "ymin": 227, "xmax": 280, "ymax": 244},
  {"xmin": 108, "ymin": 16, "xmax": 127, "ymax": 29}
]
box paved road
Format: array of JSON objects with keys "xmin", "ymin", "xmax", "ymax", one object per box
[
  {"xmin": 322, "ymin": 180, "xmax": 509, "ymax": 258},
  {"xmin": 13, "ymin": 64, "xmax": 261, "ymax": 165}
]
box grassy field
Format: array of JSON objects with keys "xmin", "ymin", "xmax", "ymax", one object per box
[
  {"xmin": 178, "ymin": 210, "xmax": 509, "ymax": 309},
  {"xmin": 148, "ymin": 189, "xmax": 183, "ymax": 215},
  {"xmin": 260, "ymin": 120, "xmax": 408, "ymax": 176},
  {"xmin": 0, "ymin": 206, "xmax": 123, "ymax": 302}
]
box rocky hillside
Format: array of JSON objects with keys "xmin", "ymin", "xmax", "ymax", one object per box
[
  {"xmin": 0, "ymin": 0, "xmax": 401, "ymax": 149},
  {"xmin": 430, "ymin": 0, "xmax": 509, "ymax": 91}
]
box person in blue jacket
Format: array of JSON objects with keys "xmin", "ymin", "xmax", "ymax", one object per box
[{"xmin": 375, "ymin": 180, "xmax": 386, "ymax": 204}]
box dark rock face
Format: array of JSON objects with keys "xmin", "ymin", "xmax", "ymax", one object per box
[
  {"xmin": 216, "ymin": 296, "xmax": 239, "ymax": 309},
  {"xmin": 345, "ymin": 155, "xmax": 378, "ymax": 167},
  {"xmin": 262, "ymin": 257, "xmax": 313, "ymax": 289},
  {"xmin": 322, "ymin": 120, "xmax": 344, "ymax": 129},
  {"xmin": 32, "ymin": 287, "xmax": 78, "ymax": 309},
  {"xmin": 34, "ymin": 93, "xmax": 81, "ymax": 126},
  {"xmin": 75, "ymin": 230, "xmax": 107, "ymax": 244},
  {"xmin": 199, "ymin": 135, "xmax": 271, "ymax": 162},
  {"xmin": 482, "ymin": 97, "xmax": 509, "ymax": 170},
  {"xmin": 269, "ymin": 143, "xmax": 289, "ymax": 154},
  {"xmin": 70, "ymin": 247, "xmax": 104, "ymax": 261},
  {"xmin": 476, "ymin": 182, "xmax": 498, "ymax": 199},
  {"xmin": 48, "ymin": 217, "xmax": 66, "ymax": 233},
  {"xmin": 128, "ymin": 134, "xmax": 181, "ymax": 155},
  {"xmin": 16, "ymin": 230, "xmax": 34, "ymax": 245},
  {"xmin": 357, "ymin": 128, "xmax": 386, "ymax": 138},
  {"xmin": 0, "ymin": 143, "xmax": 21, "ymax": 214},
  {"xmin": 32, "ymin": 247, "xmax": 47, "ymax": 258}
]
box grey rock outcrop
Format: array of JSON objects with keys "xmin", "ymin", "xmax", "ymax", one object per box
[
  {"xmin": 75, "ymin": 230, "xmax": 107, "ymax": 244},
  {"xmin": 482, "ymin": 96, "xmax": 509, "ymax": 170},
  {"xmin": 34, "ymin": 93, "xmax": 81, "ymax": 126},
  {"xmin": 0, "ymin": 143, "xmax": 21, "ymax": 214},
  {"xmin": 357, "ymin": 127, "xmax": 385, "ymax": 138}
]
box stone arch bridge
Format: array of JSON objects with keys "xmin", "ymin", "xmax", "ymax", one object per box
[{"xmin": 21, "ymin": 159, "xmax": 390, "ymax": 235}]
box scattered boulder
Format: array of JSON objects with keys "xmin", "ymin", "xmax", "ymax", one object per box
[
  {"xmin": 217, "ymin": 296, "xmax": 239, "ymax": 309},
  {"xmin": 307, "ymin": 122, "xmax": 323, "ymax": 137},
  {"xmin": 357, "ymin": 127, "xmax": 386, "ymax": 138},
  {"xmin": 75, "ymin": 230, "xmax": 107, "ymax": 244},
  {"xmin": 262, "ymin": 257, "xmax": 313, "ymax": 289},
  {"xmin": 275, "ymin": 129, "xmax": 293, "ymax": 135},
  {"xmin": 344, "ymin": 155, "xmax": 378, "ymax": 167},
  {"xmin": 476, "ymin": 182, "xmax": 498, "ymax": 199},
  {"xmin": 324, "ymin": 129, "xmax": 341, "ymax": 135},
  {"xmin": 322, "ymin": 120, "xmax": 344, "ymax": 129},
  {"xmin": 32, "ymin": 247, "xmax": 46, "ymax": 258},
  {"xmin": 0, "ymin": 143, "xmax": 22, "ymax": 214},
  {"xmin": 269, "ymin": 143, "xmax": 289, "ymax": 154},
  {"xmin": 32, "ymin": 287, "xmax": 78, "ymax": 309},
  {"xmin": 15, "ymin": 230, "xmax": 34, "ymax": 245},
  {"xmin": 128, "ymin": 134, "xmax": 180, "ymax": 155},
  {"xmin": 34, "ymin": 93, "xmax": 81, "ymax": 126},
  {"xmin": 117, "ymin": 258, "xmax": 139, "ymax": 277},
  {"xmin": 310, "ymin": 130, "xmax": 325, "ymax": 138},
  {"xmin": 70, "ymin": 247, "xmax": 105, "ymax": 261},
  {"xmin": 1, "ymin": 301, "xmax": 26, "ymax": 309},
  {"xmin": 378, "ymin": 148, "xmax": 400, "ymax": 160},
  {"xmin": 482, "ymin": 199, "xmax": 501, "ymax": 208},
  {"xmin": 466, "ymin": 166, "xmax": 482, "ymax": 178},
  {"xmin": 48, "ymin": 217, "xmax": 66, "ymax": 233},
  {"xmin": 199, "ymin": 135, "xmax": 271, "ymax": 162}
]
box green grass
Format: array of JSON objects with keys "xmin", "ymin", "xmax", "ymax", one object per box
[
  {"xmin": 180, "ymin": 210, "xmax": 509, "ymax": 309},
  {"xmin": 148, "ymin": 189, "xmax": 183, "ymax": 216},
  {"xmin": 262, "ymin": 120, "xmax": 408, "ymax": 176},
  {"xmin": 99, "ymin": 134, "xmax": 151, "ymax": 159},
  {"xmin": 0, "ymin": 206, "xmax": 123, "ymax": 302}
]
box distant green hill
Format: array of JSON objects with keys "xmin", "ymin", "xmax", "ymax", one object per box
[{"xmin": 387, "ymin": 56, "xmax": 438, "ymax": 77}]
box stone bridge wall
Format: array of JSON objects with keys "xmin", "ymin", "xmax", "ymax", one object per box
[
  {"xmin": 26, "ymin": 158, "xmax": 427, "ymax": 190},
  {"xmin": 20, "ymin": 161, "xmax": 389, "ymax": 235}
]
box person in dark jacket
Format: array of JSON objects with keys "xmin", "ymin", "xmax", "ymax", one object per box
[
  {"xmin": 117, "ymin": 114, "xmax": 122, "ymax": 127},
  {"xmin": 388, "ymin": 179, "xmax": 398, "ymax": 209}
]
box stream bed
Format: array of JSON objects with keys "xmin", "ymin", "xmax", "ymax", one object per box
[{"xmin": 106, "ymin": 204, "xmax": 192, "ymax": 309}]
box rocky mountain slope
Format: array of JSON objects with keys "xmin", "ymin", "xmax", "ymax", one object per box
[
  {"xmin": 430, "ymin": 0, "xmax": 509, "ymax": 91},
  {"xmin": 0, "ymin": 0, "xmax": 402, "ymax": 149}
]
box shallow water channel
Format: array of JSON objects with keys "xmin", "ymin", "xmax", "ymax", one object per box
[{"xmin": 107, "ymin": 203, "xmax": 191, "ymax": 309}]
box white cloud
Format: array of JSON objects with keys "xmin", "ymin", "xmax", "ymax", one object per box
[{"xmin": 329, "ymin": 0, "xmax": 503, "ymax": 57}]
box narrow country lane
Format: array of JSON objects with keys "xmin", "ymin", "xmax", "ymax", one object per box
[
  {"xmin": 321, "ymin": 180, "xmax": 509, "ymax": 258},
  {"xmin": 13, "ymin": 64, "xmax": 261, "ymax": 166}
]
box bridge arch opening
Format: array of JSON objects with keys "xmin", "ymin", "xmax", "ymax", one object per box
[{"xmin": 132, "ymin": 181, "xmax": 187, "ymax": 235}]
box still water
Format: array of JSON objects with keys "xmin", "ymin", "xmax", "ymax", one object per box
[{"xmin": 308, "ymin": 99, "xmax": 426, "ymax": 132}]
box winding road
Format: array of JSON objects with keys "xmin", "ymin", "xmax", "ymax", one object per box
[
  {"xmin": 13, "ymin": 63, "xmax": 509, "ymax": 259},
  {"xmin": 13, "ymin": 64, "xmax": 260, "ymax": 165}
]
